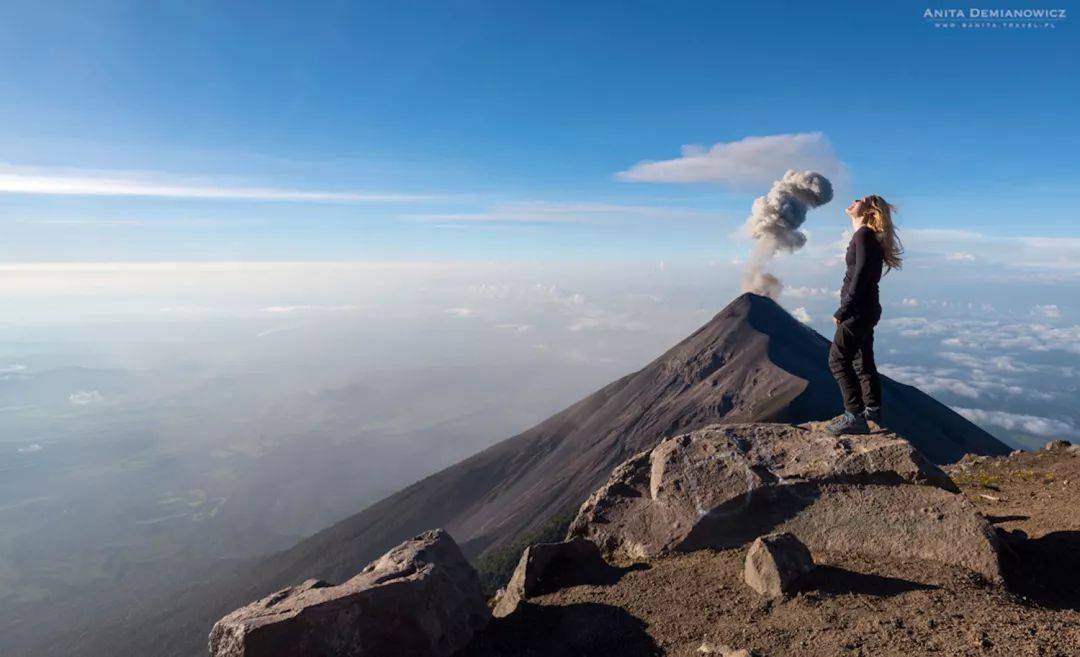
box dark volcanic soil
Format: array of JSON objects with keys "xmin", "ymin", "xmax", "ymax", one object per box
[{"xmin": 460, "ymin": 443, "xmax": 1080, "ymax": 657}]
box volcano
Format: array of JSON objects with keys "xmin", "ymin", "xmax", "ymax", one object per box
[
  {"xmin": 66, "ymin": 293, "xmax": 1011, "ymax": 657},
  {"xmin": 262, "ymin": 293, "xmax": 1007, "ymax": 571}
]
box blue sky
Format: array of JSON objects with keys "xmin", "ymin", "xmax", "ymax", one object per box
[{"xmin": 0, "ymin": 1, "xmax": 1078, "ymax": 263}]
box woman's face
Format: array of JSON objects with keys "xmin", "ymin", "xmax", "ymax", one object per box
[{"xmin": 846, "ymin": 197, "xmax": 868, "ymax": 220}]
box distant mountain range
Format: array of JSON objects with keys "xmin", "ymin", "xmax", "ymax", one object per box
[{"xmin": 43, "ymin": 293, "xmax": 1011, "ymax": 657}]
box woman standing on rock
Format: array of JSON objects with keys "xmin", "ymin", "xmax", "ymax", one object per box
[{"xmin": 826, "ymin": 195, "xmax": 903, "ymax": 436}]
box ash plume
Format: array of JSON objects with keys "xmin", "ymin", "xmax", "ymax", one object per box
[{"xmin": 741, "ymin": 169, "xmax": 833, "ymax": 299}]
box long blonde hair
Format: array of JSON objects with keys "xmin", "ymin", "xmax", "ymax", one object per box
[{"xmin": 861, "ymin": 194, "xmax": 904, "ymax": 273}]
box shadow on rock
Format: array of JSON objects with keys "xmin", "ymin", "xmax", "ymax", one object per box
[
  {"xmin": 457, "ymin": 602, "xmax": 661, "ymax": 657},
  {"xmin": 810, "ymin": 565, "xmax": 938, "ymax": 598},
  {"xmin": 532, "ymin": 560, "xmax": 650, "ymax": 596},
  {"xmin": 985, "ymin": 514, "xmax": 1030, "ymax": 524},
  {"xmin": 679, "ymin": 483, "xmax": 821, "ymax": 552},
  {"xmin": 1005, "ymin": 530, "xmax": 1080, "ymax": 610}
]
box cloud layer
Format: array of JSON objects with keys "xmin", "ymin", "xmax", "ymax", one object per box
[
  {"xmin": 616, "ymin": 132, "xmax": 843, "ymax": 188},
  {"xmin": 953, "ymin": 407, "xmax": 1077, "ymax": 438}
]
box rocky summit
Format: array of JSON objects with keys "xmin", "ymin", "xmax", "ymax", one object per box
[
  {"xmin": 207, "ymin": 430, "xmax": 1080, "ymax": 656},
  {"xmin": 566, "ymin": 422, "xmax": 1003, "ymax": 581},
  {"xmin": 459, "ymin": 438, "xmax": 1080, "ymax": 657}
]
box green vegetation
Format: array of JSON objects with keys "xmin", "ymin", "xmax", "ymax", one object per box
[
  {"xmin": 951, "ymin": 470, "xmax": 1003, "ymax": 488},
  {"xmin": 474, "ymin": 508, "xmax": 578, "ymax": 596}
]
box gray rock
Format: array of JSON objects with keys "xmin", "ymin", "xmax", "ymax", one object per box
[
  {"xmin": 744, "ymin": 532, "xmax": 814, "ymax": 598},
  {"xmin": 492, "ymin": 538, "xmax": 610, "ymax": 617},
  {"xmin": 208, "ymin": 529, "xmax": 489, "ymax": 657},
  {"xmin": 567, "ymin": 423, "xmax": 1002, "ymax": 582},
  {"xmin": 1044, "ymin": 439, "xmax": 1072, "ymax": 451}
]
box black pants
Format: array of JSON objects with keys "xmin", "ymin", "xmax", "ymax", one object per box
[{"xmin": 829, "ymin": 316, "xmax": 882, "ymax": 414}]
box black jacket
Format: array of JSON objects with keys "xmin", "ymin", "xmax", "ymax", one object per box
[{"xmin": 834, "ymin": 226, "xmax": 884, "ymax": 323}]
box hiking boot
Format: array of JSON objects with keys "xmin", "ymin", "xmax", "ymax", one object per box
[
  {"xmin": 863, "ymin": 406, "xmax": 882, "ymax": 424},
  {"xmin": 827, "ymin": 411, "xmax": 870, "ymax": 436}
]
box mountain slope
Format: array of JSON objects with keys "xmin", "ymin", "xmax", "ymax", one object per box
[
  {"xmin": 63, "ymin": 293, "xmax": 1011, "ymax": 657},
  {"xmin": 265, "ymin": 294, "xmax": 1007, "ymax": 582}
]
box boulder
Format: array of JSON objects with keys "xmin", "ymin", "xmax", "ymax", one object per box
[
  {"xmin": 492, "ymin": 538, "xmax": 611, "ymax": 617},
  {"xmin": 743, "ymin": 532, "xmax": 814, "ymax": 598},
  {"xmin": 567, "ymin": 423, "xmax": 1002, "ymax": 582},
  {"xmin": 209, "ymin": 529, "xmax": 489, "ymax": 657},
  {"xmin": 1044, "ymin": 439, "xmax": 1072, "ymax": 451}
]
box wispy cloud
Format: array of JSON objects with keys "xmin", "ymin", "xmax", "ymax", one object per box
[
  {"xmin": 255, "ymin": 326, "xmax": 301, "ymax": 339},
  {"xmin": 567, "ymin": 308, "xmax": 647, "ymax": 332},
  {"xmin": 881, "ymin": 316, "xmax": 1080, "ymax": 355},
  {"xmin": 905, "ymin": 229, "xmax": 1080, "ymax": 274},
  {"xmin": 616, "ymin": 132, "xmax": 844, "ymax": 188},
  {"xmin": 953, "ymin": 407, "xmax": 1077, "ymax": 438},
  {"xmin": 1033, "ymin": 304, "xmax": 1061, "ymax": 319},
  {"xmin": 261, "ymin": 305, "xmax": 361, "ymax": 314},
  {"xmin": 445, "ymin": 307, "xmax": 476, "ymax": 318},
  {"xmin": 0, "ymin": 164, "xmax": 437, "ymax": 203},
  {"xmin": 17, "ymin": 218, "xmax": 153, "ymax": 226},
  {"xmin": 784, "ymin": 286, "xmax": 832, "ymax": 299},
  {"xmin": 15, "ymin": 217, "xmax": 224, "ymax": 227},
  {"xmin": 939, "ymin": 351, "xmax": 1031, "ymax": 373},
  {"xmin": 407, "ymin": 201, "xmax": 716, "ymax": 224},
  {"xmin": 69, "ymin": 390, "xmax": 104, "ymax": 405},
  {"xmin": 880, "ymin": 364, "xmax": 982, "ymax": 399}
]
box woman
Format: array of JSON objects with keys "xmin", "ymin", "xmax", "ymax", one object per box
[{"xmin": 826, "ymin": 195, "xmax": 904, "ymax": 436}]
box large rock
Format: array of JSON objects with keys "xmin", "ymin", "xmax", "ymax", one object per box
[
  {"xmin": 743, "ymin": 532, "xmax": 814, "ymax": 598},
  {"xmin": 567, "ymin": 423, "xmax": 1002, "ymax": 581},
  {"xmin": 208, "ymin": 529, "xmax": 489, "ymax": 657},
  {"xmin": 492, "ymin": 538, "xmax": 611, "ymax": 617}
]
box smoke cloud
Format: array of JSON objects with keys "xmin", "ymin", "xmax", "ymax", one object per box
[{"xmin": 741, "ymin": 169, "xmax": 833, "ymax": 299}]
